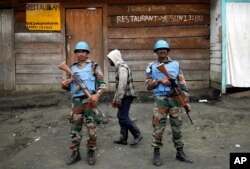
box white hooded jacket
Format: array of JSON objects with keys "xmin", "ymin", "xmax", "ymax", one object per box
[{"xmin": 107, "ymin": 49, "xmax": 136, "ymax": 102}]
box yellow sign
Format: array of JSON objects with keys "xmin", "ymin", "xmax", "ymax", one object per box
[{"xmin": 26, "ymin": 3, "xmax": 61, "ymax": 31}]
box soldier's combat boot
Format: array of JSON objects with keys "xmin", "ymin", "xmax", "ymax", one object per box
[
  {"xmin": 113, "ymin": 126, "xmax": 128, "ymax": 145},
  {"xmin": 66, "ymin": 150, "xmax": 81, "ymax": 165},
  {"xmin": 87, "ymin": 149, "xmax": 96, "ymax": 165},
  {"xmin": 128, "ymin": 124, "xmax": 143, "ymax": 146},
  {"xmin": 176, "ymin": 147, "xmax": 193, "ymax": 163},
  {"xmin": 153, "ymin": 148, "xmax": 161, "ymax": 166}
]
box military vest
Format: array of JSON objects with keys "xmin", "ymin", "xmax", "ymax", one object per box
[
  {"xmin": 70, "ymin": 62, "xmax": 96, "ymax": 98},
  {"xmin": 152, "ymin": 61, "xmax": 179, "ymax": 96}
]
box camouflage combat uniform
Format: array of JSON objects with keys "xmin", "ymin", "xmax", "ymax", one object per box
[
  {"xmin": 145, "ymin": 59, "xmax": 189, "ymax": 148},
  {"xmin": 68, "ymin": 60, "xmax": 107, "ymax": 151}
]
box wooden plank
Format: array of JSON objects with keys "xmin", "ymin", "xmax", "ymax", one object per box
[
  {"xmin": 109, "ymin": 59, "xmax": 209, "ymax": 71},
  {"xmin": 16, "ymin": 53, "xmax": 61, "ymax": 64},
  {"xmin": 14, "ymin": 11, "xmax": 25, "ymax": 23},
  {"xmin": 210, "ymin": 43, "xmax": 222, "ymax": 51},
  {"xmin": 16, "ymin": 47, "xmax": 61, "ymax": 54},
  {"xmin": 108, "ymin": 26, "xmax": 209, "ymax": 38},
  {"xmin": 15, "ymin": 42, "xmax": 61, "ymax": 54},
  {"xmin": 2, "ymin": 9, "xmax": 14, "ymax": 91},
  {"xmin": 108, "ymin": 4, "xmax": 209, "ymax": 15},
  {"xmin": 0, "ymin": 1, "xmax": 11, "ymax": 8},
  {"xmin": 210, "ymin": 71, "xmax": 221, "ymax": 83},
  {"xmin": 16, "ymin": 73, "xmax": 61, "ymax": 84},
  {"xmin": 211, "ymin": 81, "xmax": 221, "ymax": 91},
  {"xmin": 16, "ymin": 65, "xmax": 61, "ymax": 74},
  {"xmin": 108, "ymin": 14, "xmax": 210, "ymax": 27},
  {"xmin": 0, "ymin": 11, "xmax": 3, "ymax": 90},
  {"xmin": 0, "ymin": 11, "xmax": 2, "ymax": 63},
  {"xmin": 109, "ymin": 70, "xmax": 209, "ymax": 82},
  {"xmin": 108, "ymin": 37, "xmax": 210, "ymax": 50},
  {"xmin": 0, "ymin": 63, "xmax": 3, "ymax": 90},
  {"xmin": 107, "ymin": 0, "xmax": 210, "ymax": 5},
  {"xmin": 118, "ymin": 49, "xmax": 209, "ymax": 60},
  {"xmin": 210, "ymin": 64, "xmax": 221, "ymax": 73},
  {"xmin": 65, "ymin": 9, "xmax": 104, "ymax": 69},
  {"xmin": 210, "ymin": 50, "xmax": 222, "ymax": 58},
  {"xmin": 16, "ymin": 84, "xmax": 62, "ymax": 92},
  {"xmin": 62, "ymin": 0, "xmax": 106, "ymax": 7},
  {"xmin": 15, "ymin": 33, "xmax": 61, "ymax": 42},
  {"xmin": 210, "ymin": 58, "xmax": 221, "ymax": 64},
  {"xmin": 108, "ymin": 80, "xmax": 209, "ymax": 92},
  {"xmin": 186, "ymin": 80, "xmax": 209, "ymax": 89}
]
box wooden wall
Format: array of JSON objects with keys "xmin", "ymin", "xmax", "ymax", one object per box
[
  {"xmin": 210, "ymin": 0, "xmax": 222, "ymax": 90},
  {"xmin": 0, "ymin": 9, "xmax": 15, "ymax": 92},
  {"xmin": 0, "ymin": 0, "xmax": 211, "ymax": 93},
  {"xmin": 15, "ymin": 32, "xmax": 63, "ymax": 92},
  {"xmin": 107, "ymin": 0, "xmax": 210, "ymax": 91}
]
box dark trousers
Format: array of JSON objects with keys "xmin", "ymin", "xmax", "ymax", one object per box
[{"xmin": 117, "ymin": 96, "xmax": 134, "ymax": 127}]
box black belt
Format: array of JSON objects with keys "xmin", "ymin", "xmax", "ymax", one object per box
[{"xmin": 73, "ymin": 95, "xmax": 88, "ymax": 100}]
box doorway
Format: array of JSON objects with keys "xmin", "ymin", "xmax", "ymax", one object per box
[{"xmin": 65, "ymin": 8, "xmax": 104, "ymax": 69}]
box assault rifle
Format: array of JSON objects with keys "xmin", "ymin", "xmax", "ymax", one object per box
[
  {"xmin": 58, "ymin": 61, "xmax": 108, "ymax": 122},
  {"xmin": 156, "ymin": 63, "xmax": 193, "ymax": 125}
]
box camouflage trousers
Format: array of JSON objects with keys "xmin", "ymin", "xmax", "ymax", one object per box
[
  {"xmin": 151, "ymin": 96, "xmax": 184, "ymax": 148},
  {"xmin": 69, "ymin": 97, "xmax": 99, "ymax": 151}
]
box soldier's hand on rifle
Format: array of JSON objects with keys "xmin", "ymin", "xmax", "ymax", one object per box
[
  {"xmin": 61, "ymin": 78, "xmax": 73, "ymax": 86},
  {"xmin": 61, "ymin": 78, "xmax": 73, "ymax": 89},
  {"xmin": 89, "ymin": 93, "xmax": 100, "ymax": 106},
  {"xmin": 157, "ymin": 78, "xmax": 171, "ymax": 86},
  {"xmin": 185, "ymin": 103, "xmax": 192, "ymax": 111}
]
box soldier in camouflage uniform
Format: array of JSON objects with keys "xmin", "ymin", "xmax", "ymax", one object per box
[
  {"xmin": 61, "ymin": 41, "xmax": 106, "ymax": 166},
  {"xmin": 145, "ymin": 40, "xmax": 193, "ymax": 166}
]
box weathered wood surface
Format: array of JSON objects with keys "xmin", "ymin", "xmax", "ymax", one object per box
[
  {"xmin": 108, "ymin": 26, "xmax": 209, "ymax": 38},
  {"xmin": 108, "ymin": 80, "xmax": 209, "ymax": 91},
  {"xmin": 109, "ymin": 70, "xmax": 209, "ymax": 82},
  {"xmin": 0, "ymin": 11, "xmax": 3, "ymax": 90},
  {"xmin": 15, "ymin": 42, "xmax": 61, "ymax": 54},
  {"xmin": 65, "ymin": 9, "xmax": 104, "ymax": 68},
  {"xmin": 16, "ymin": 65, "xmax": 61, "ymax": 74},
  {"xmin": 0, "ymin": 1, "xmax": 11, "ymax": 8},
  {"xmin": 108, "ymin": 15, "xmax": 210, "ymax": 27},
  {"xmin": 16, "ymin": 73, "xmax": 61, "ymax": 84},
  {"xmin": 1, "ymin": 10, "xmax": 14, "ymax": 91},
  {"xmin": 116, "ymin": 49, "xmax": 209, "ymax": 60},
  {"xmin": 210, "ymin": 64, "xmax": 221, "ymax": 73},
  {"xmin": 107, "ymin": 0, "xmax": 210, "ymax": 5},
  {"xmin": 108, "ymin": 4, "xmax": 209, "ymax": 15},
  {"xmin": 210, "ymin": 71, "xmax": 221, "ymax": 83},
  {"xmin": 15, "ymin": 33, "xmax": 61, "ymax": 42},
  {"xmin": 108, "ymin": 60, "xmax": 209, "ymax": 71},
  {"xmin": 16, "ymin": 54, "xmax": 61, "ymax": 64},
  {"xmin": 14, "ymin": 32, "xmax": 63, "ymax": 90},
  {"xmin": 16, "ymin": 84, "xmax": 62, "ymax": 92},
  {"xmin": 108, "ymin": 38, "xmax": 209, "ymax": 50},
  {"xmin": 12, "ymin": 0, "xmax": 106, "ymax": 22}
]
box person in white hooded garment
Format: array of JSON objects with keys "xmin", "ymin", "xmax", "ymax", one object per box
[{"xmin": 107, "ymin": 49, "xmax": 143, "ymax": 146}]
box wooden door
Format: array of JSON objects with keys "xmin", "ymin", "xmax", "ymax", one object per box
[{"xmin": 65, "ymin": 8, "xmax": 103, "ymax": 69}]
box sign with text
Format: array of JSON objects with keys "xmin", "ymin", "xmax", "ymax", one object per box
[{"xmin": 26, "ymin": 3, "xmax": 61, "ymax": 31}]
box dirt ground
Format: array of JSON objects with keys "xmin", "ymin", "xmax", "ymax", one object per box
[{"xmin": 0, "ymin": 88, "xmax": 250, "ymax": 169}]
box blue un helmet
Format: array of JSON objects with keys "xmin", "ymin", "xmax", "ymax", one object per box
[
  {"xmin": 74, "ymin": 41, "xmax": 90, "ymax": 53},
  {"xmin": 153, "ymin": 40, "xmax": 170, "ymax": 52}
]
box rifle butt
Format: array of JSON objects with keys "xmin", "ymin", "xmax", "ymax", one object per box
[{"xmin": 58, "ymin": 61, "xmax": 73, "ymax": 75}]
